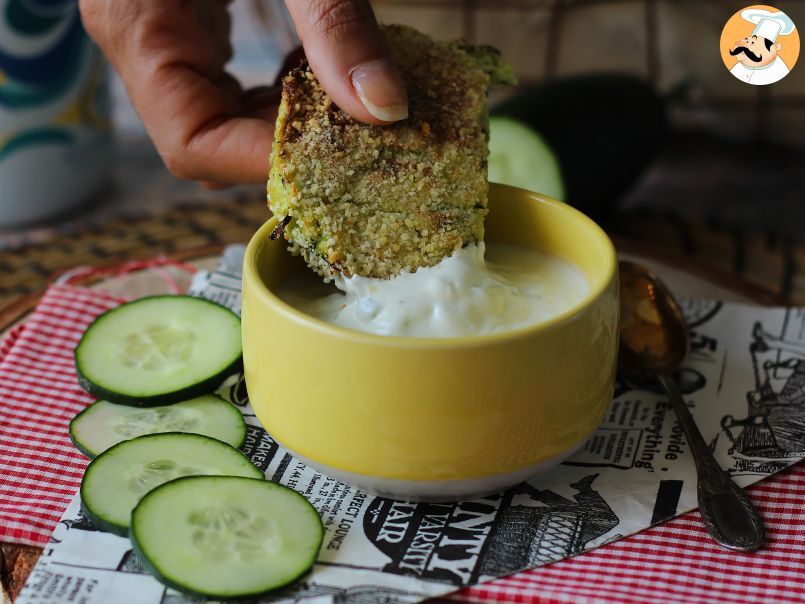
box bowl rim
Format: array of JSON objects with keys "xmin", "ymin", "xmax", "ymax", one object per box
[{"xmin": 244, "ymin": 184, "xmax": 617, "ymax": 349}]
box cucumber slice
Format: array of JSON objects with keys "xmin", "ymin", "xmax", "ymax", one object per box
[
  {"xmin": 131, "ymin": 476, "xmax": 323, "ymax": 599},
  {"xmin": 69, "ymin": 394, "xmax": 246, "ymax": 459},
  {"xmin": 75, "ymin": 296, "xmax": 242, "ymax": 406},
  {"xmin": 488, "ymin": 116, "xmax": 565, "ymax": 201},
  {"xmin": 80, "ymin": 433, "xmax": 262, "ymax": 536}
]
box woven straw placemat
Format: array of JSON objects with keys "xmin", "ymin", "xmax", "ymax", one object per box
[
  {"xmin": 611, "ymin": 211, "xmax": 804, "ymax": 305},
  {"xmin": 0, "ymin": 193, "xmax": 268, "ymax": 331}
]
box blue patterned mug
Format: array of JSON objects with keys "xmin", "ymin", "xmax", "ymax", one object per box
[{"xmin": 0, "ymin": 0, "xmax": 111, "ymax": 226}]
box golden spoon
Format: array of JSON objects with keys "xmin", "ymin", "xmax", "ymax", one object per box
[{"xmin": 618, "ymin": 260, "xmax": 765, "ymax": 551}]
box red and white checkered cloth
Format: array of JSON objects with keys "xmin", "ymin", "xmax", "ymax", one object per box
[
  {"xmin": 1, "ymin": 283, "xmax": 804, "ymax": 603},
  {"xmin": 0, "ymin": 285, "xmax": 123, "ymax": 546}
]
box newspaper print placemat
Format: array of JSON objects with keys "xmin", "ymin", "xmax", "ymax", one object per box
[{"xmin": 17, "ymin": 245, "xmax": 805, "ymax": 604}]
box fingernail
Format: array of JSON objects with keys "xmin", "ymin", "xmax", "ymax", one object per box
[{"xmin": 351, "ymin": 59, "xmax": 408, "ymax": 122}]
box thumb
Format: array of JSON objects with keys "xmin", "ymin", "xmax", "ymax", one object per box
[{"xmin": 283, "ymin": 0, "xmax": 408, "ymax": 124}]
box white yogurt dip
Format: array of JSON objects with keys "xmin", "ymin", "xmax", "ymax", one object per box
[{"xmin": 276, "ymin": 242, "xmax": 589, "ymax": 338}]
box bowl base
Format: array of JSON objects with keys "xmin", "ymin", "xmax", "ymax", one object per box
[{"xmin": 277, "ymin": 437, "xmax": 590, "ymax": 502}]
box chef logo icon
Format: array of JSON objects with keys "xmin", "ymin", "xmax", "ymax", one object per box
[{"xmin": 720, "ymin": 5, "xmax": 799, "ymax": 85}]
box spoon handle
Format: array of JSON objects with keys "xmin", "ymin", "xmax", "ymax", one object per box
[{"xmin": 657, "ymin": 372, "xmax": 765, "ymax": 551}]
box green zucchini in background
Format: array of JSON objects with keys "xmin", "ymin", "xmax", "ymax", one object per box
[
  {"xmin": 491, "ymin": 74, "xmax": 668, "ymax": 218},
  {"xmin": 488, "ymin": 116, "xmax": 565, "ymax": 202}
]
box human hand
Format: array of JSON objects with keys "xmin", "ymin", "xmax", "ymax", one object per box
[{"xmin": 79, "ymin": 0, "xmax": 408, "ymax": 186}]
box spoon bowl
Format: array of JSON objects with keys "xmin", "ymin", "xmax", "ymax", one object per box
[{"xmin": 618, "ymin": 260, "xmax": 689, "ymax": 375}]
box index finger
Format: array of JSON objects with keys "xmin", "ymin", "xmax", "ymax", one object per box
[{"xmin": 135, "ymin": 65, "xmax": 277, "ymax": 183}]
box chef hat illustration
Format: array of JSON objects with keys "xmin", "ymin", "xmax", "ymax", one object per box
[{"xmin": 741, "ymin": 8, "xmax": 796, "ymax": 43}]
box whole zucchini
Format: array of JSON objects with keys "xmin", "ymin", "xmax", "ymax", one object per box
[{"xmin": 492, "ymin": 74, "xmax": 668, "ymax": 217}]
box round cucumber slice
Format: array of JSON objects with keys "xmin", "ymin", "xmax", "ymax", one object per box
[
  {"xmin": 488, "ymin": 116, "xmax": 565, "ymax": 201},
  {"xmin": 131, "ymin": 476, "xmax": 323, "ymax": 599},
  {"xmin": 69, "ymin": 394, "xmax": 247, "ymax": 459},
  {"xmin": 75, "ymin": 296, "xmax": 242, "ymax": 406},
  {"xmin": 80, "ymin": 433, "xmax": 262, "ymax": 536}
]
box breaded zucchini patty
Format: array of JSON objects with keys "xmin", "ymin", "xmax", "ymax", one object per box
[{"xmin": 268, "ymin": 24, "xmax": 514, "ymax": 279}]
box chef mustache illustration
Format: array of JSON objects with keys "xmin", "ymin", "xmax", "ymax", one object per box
[
  {"xmin": 729, "ymin": 37, "xmax": 771, "ymax": 63},
  {"xmin": 729, "ymin": 33, "xmax": 781, "ymax": 68}
]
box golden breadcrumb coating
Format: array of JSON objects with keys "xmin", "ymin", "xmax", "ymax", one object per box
[{"xmin": 268, "ymin": 24, "xmax": 513, "ymax": 279}]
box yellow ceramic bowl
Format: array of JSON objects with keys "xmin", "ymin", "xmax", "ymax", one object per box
[{"xmin": 242, "ymin": 184, "xmax": 618, "ymax": 500}]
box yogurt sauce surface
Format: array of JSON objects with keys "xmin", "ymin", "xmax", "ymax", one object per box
[{"xmin": 276, "ymin": 242, "xmax": 589, "ymax": 338}]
